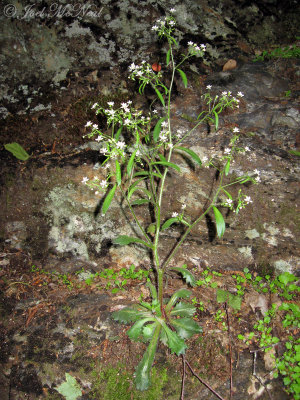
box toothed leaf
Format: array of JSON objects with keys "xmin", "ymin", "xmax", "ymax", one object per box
[
  {"xmin": 171, "ymin": 266, "xmax": 196, "ymax": 287},
  {"xmin": 127, "ymin": 318, "xmax": 155, "ymax": 341},
  {"xmin": 170, "ymin": 301, "xmax": 196, "ymax": 317},
  {"xmin": 170, "ymin": 317, "xmax": 203, "ymax": 339}
]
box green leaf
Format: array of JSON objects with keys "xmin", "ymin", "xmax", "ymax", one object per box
[
  {"xmin": 166, "ymin": 49, "xmax": 171, "ymax": 65},
  {"xmin": 153, "ymin": 117, "xmax": 166, "ymax": 142},
  {"xmin": 127, "ymin": 150, "xmax": 136, "ymax": 176},
  {"xmin": 112, "ymin": 305, "xmax": 147, "ymax": 324},
  {"xmin": 115, "ymin": 126, "xmax": 123, "ymax": 141},
  {"xmin": 146, "ymin": 281, "xmax": 158, "ymax": 301},
  {"xmin": 175, "ymin": 146, "xmax": 202, "ymax": 166},
  {"xmin": 171, "ymin": 266, "xmax": 197, "ymax": 287},
  {"xmin": 222, "ymin": 188, "xmax": 232, "ymax": 199},
  {"xmin": 170, "ymin": 302, "xmax": 196, "ymax": 317},
  {"xmin": 135, "ymin": 324, "xmax": 162, "ymax": 391},
  {"xmin": 147, "ymin": 223, "xmax": 156, "ymax": 234},
  {"xmin": 127, "ymin": 178, "xmax": 147, "ymax": 200},
  {"xmin": 225, "ymin": 159, "xmax": 230, "ymax": 176},
  {"xmin": 177, "ymin": 68, "xmax": 188, "ymax": 88},
  {"xmin": 229, "ymin": 295, "xmax": 242, "ymax": 310},
  {"xmin": 161, "ymin": 217, "xmax": 178, "ymax": 231},
  {"xmin": 128, "ymin": 318, "xmax": 156, "ymax": 341},
  {"xmin": 154, "ymin": 87, "xmax": 165, "ymax": 107},
  {"xmin": 278, "ymin": 272, "xmax": 297, "ymax": 285},
  {"xmin": 56, "ymin": 373, "xmax": 82, "ymax": 400},
  {"xmin": 217, "ymin": 289, "xmax": 242, "ymax": 310},
  {"xmin": 115, "ymin": 159, "xmax": 121, "ymax": 186},
  {"xmin": 213, "ymin": 206, "xmax": 225, "ymax": 238},
  {"xmin": 113, "ymin": 235, "xmax": 152, "ymax": 249},
  {"xmin": 151, "ymin": 161, "xmax": 181, "ymax": 172},
  {"xmin": 170, "ymin": 317, "xmax": 202, "ymax": 339},
  {"xmin": 213, "ymin": 110, "xmax": 219, "ymax": 130},
  {"xmin": 217, "ymin": 288, "xmax": 228, "ymax": 303},
  {"xmin": 101, "ymin": 184, "xmax": 117, "ymax": 215},
  {"xmin": 165, "ymin": 288, "xmax": 191, "ymax": 312},
  {"xmin": 289, "ymin": 150, "xmax": 300, "ymax": 156},
  {"xmin": 161, "ymin": 322, "xmax": 187, "ymax": 355},
  {"xmin": 4, "ymin": 142, "xmax": 30, "ymax": 161},
  {"xmin": 143, "ymin": 322, "xmax": 157, "ymax": 340},
  {"xmin": 131, "ymin": 198, "xmax": 150, "ymax": 206}
]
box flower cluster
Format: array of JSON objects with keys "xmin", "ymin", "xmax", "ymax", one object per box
[
  {"xmin": 151, "ymin": 10, "xmax": 176, "ymax": 38},
  {"xmin": 204, "ymin": 87, "xmax": 244, "ymax": 111},
  {"xmin": 222, "ymin": 192, "xmax": 253, "ymax": 214},
  {"xmin": 188, "ymin": 41, "xmax": 206, "ymax": 57},
  {"xmin": 81, "ymin": 175, "xmax": 108, "ymax": 195},
  {"xmin": 128, "ymin": 60, "xmax": 163, "ymax": 91}
]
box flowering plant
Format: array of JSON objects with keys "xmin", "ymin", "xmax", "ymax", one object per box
[{"xmin": 82, "ymin": 11, "xmax": 257, "ymax": 391}]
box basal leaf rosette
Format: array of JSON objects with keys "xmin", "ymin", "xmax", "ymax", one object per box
[{"xmin": 112, "ymin": 287, "xmax": 202, "ymax": 390}]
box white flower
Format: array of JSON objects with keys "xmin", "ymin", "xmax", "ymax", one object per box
[
  {"xmin": 85, "ymin": 121, "xmax": 92, "ymax": 127},
  {"xmin": 170, "ymin": 8, "xmax": 176, "ymax": 12},
  {"xmin": 103, "ymin": 163, "xmax": 110, "ymax": 169},
  {"xmin": 254, "ymin": 169, "xmax": 260, "ymax": 175},
  {"xmin": 181, "ymin": 204, "xmax": 186, "ymax": 210},
  {"xmin": 91, "ymin": 102, "xmax": 98, "ymax": 109},
  {"xmin": 124, "ymin": 118, "xmax": 131, "ymax": 125},
  {"xmin": 100, "ymin": 148, "xmax": 108, "ymax": 155},
  {"xmin": 152, "ymin": 25, "xmax": 159, "ymax": 31},
  {"xmin": 188, "ymin": 41, "xmax": 194, "ymax": 46},
  {"xmin": 224, "ymin": 148, "xmax": 231, "ymax": 154},
  {"xmin": 161, "ymin": 121, "xmax": 168, "ymax": 128},
  {"xmin": 160, "ymin": 135, "xmax": 168, "ymax": 142},
  {"xmin": 202, "ymin": 156, "xmax": 208, "ymax": 162},
  {"xmin": 100, "ymin": 180, "xmax": 107, "ymax": 188},
  {"xmin": 127, "ymin": 100, "xmax": 132, "ymax": 105},
  {"xmin": 116, "ymin": 141, "xmax": 126, "ymax": 149},
  {"xmin": 237, "ymin": 92, "xmax": 244, "ymax": 97},
  {"xmin": 106, "ymin": 109, "xmax": 115, "ymax": 116},
  {"xmin": 169, "ymin": 20, "xmax": 175, "ymax": 26},
  {"xmin": 225, "ymin": 198, "xmax": 233, "ymax": 206},
  {"xmin": 244, "ymin": 196, "xmax": 252, "ymax": 204},
  {"xmin": 92, "ymin": 124, "xmax": 99, "ymax": 130},
  {"xmin": 195, "ymin": 46, "xmax": 200, "ymax": 51},
  {"xmin": 200, "ymin": 44, "xmax": 206, "ymax": 51},
  {"xmin": 222, "ymin": 91, "xmax": 228, "ymax": 96},
  {"xmin": 152, "ymin": 109, "xmax": 158, "ymax": 114},
  {"xmin": 233, "ymin": 127, "xmax": 240, "ymax": 133},
  {"xmin": 244, "ymin": 146, "xmax": 250, "ymax": 152},
  {"xmin": 107, "ymin": 101, "xmax": 114, "ymax": 107},
  {"xmin": 255, "ymin": 176, "xmax": 261, "ymax": 183},
  {"xmin": 95, "ymin": 135, "xmax": 103, "ymax": 142},
  {"xmin": 82, "ymin": 177, "xmax": 89, "ymax": 184},
  {"xmin": 129, "ymin": 63, "xmax": 137, "ymax": 71},
  {"xmin": 172, "ymin": 212, "xmax": 179, "ymax": 218},
  {"xmin": 206, "ymin": 85, "xmax": 212, "ymax": 90}
]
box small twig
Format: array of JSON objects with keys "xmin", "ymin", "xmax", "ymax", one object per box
[
  {"xmin": 180, "ymin": 355, "xmax": 186, "ymax": 400},
  {"xmin": 184, "ymin": 359, "xmax": 227, "ymax": 400},
  {"xmin": 224, "ymin": 303, "xmax": 233, "ymax": 399},
  {"xmin": 8, "ymin": 281, "xmax": 31, "ymax": 286}
]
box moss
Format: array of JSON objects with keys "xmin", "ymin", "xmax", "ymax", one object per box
[{"xmin": 90, "ymin": 363, "xmax": 168, "ymax": 400}]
